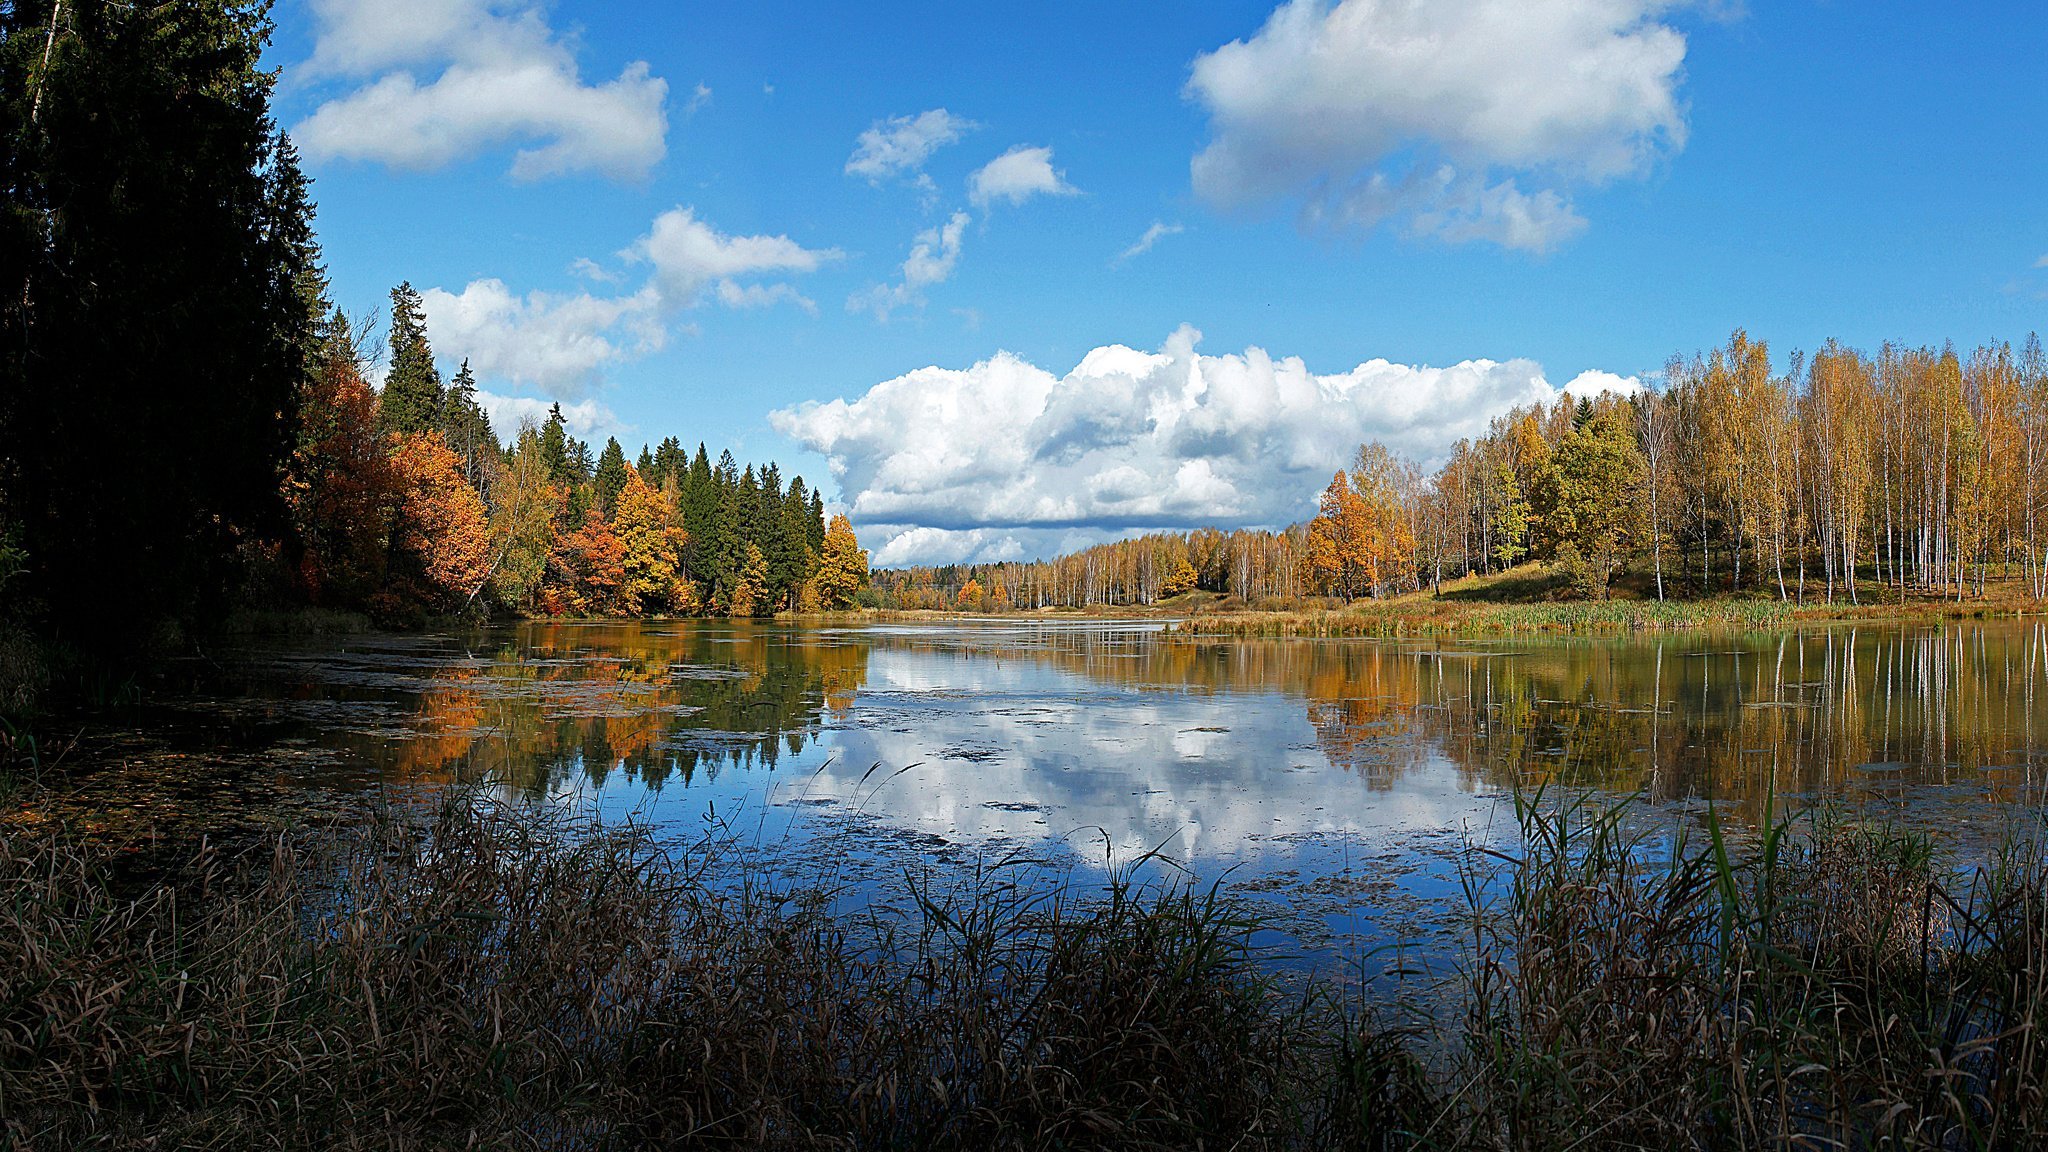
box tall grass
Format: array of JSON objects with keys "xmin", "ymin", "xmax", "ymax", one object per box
[
  {"xmin": 1425, "ymin": 790, "xmax": 2048, "ymax": 1149},
  {"xmin": 0, "ymin": 797, "xmax": 1334, "ymax": 1149},
  {"xmin": 3, "ymin": 789, "xmax": 2045, "ymax": 1149}
]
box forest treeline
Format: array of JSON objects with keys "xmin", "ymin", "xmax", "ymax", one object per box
[
  {"xmin": 0, "ymin": 1, "xmax": 867, "ymax": 709},
  {"xmin": 879, "ymin": 331, "xmax": 2048, "ymax": 611},
  {"xmin": 290, "ymin": 286, "xmax": 870, "ymax": 626}
]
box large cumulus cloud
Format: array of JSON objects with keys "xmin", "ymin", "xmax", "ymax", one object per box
[
  {"xmin": 1187, "ymin": 0, "xmax": 1692, "ymax": 250},
  {"xmin": 772, "ymin": 326, "xmax": 1637, "ymax": 565}
]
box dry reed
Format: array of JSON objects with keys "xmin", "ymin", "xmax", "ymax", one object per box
[{"xmin": 3, "ymin": 786, "xmax": 2045, "ymax": 1149}]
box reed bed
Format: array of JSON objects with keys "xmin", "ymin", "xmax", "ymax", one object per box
[{"xmin": 3, "ymin": 788, "xmax": 2046, "ymax": 1149}]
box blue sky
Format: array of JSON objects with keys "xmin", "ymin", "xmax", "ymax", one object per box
[{"xmin": 269, "ymin": 1, "xmax": 2048, "ymax": 565}]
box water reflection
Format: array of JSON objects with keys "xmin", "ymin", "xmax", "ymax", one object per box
[{"xmin": 210, "ymin": 619, "xmax": 2048, "ymax": 870}]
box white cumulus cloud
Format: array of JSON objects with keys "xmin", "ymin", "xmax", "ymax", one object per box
[
  {"xmin": 1187, "ymin": 0, "xmax": 1690, "ymax": 250},
  {"xmin": 846, "ymin": 109, "xmax": 978, "ymax": 181},
  {"xmin": 633, "ymin": 206, "xmax": 842, "ymax": 308},
  {"xmin": 772, "ymin": 326, "xmax": 1639, "ymax": 565},
  {"xmin": 849, "ymin": 211, "xmax": 970, "ymax": 320},
  {"xmin": 476, "ymin": 392, "xmax": 620, "ymax": 441},
  {"xmin": 968, "ymin": 145, "xmax": 1080, "ymax": 208},
  {"xmin": 418, "ymin": 207, "xmax": 834, "ymax": 401},
  {"xmin": 294, "ymin": 0, "xmax": 668, "ymax": 181},
  {"xmin": 419, "ymin": 280, "xmax": 663, "ymax": 399}
]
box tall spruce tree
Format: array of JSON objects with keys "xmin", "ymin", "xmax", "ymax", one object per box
[
  {"xmin": 441, "ymin": 358, "xmax": 495, "ymax": 487},
  {"xmin": 379, "ymin": 282, "xmax": 443, "ymax": 438},
  {"xmin": 594, "ymin": 437, "xmax": 628, "ymax": 518},
  {"xmin": 682, "ymin": 444, "xmax": 715, "ymax": 584},
  {"xmin": 655, "ymin": 437, "xmax": 685, "ymax": 490},
  {"xmin": 1, "ymin": 0, "xmax": 321, "ymax": 649},
  {"xmin": 539, "ymin": 404, "xmax": 571, "ymax": 485}
]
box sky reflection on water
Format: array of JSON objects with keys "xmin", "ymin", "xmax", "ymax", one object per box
[{"xmin": 120, "ymin": 617, "xmax": 2048, "ymax": 959}]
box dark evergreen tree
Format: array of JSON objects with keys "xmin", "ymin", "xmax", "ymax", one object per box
[
  {"xmin": 709, "ymin": 450, "xmax": 743, "ymax": 596},
  {"xmin": 0, "ymin": 0, "xmax": 321, "ymax": 649},
  {"xmin": 654, "ymin": 437, "xmax": 686, "ymax": 491},
  {"xmin": 635, "ymin": 444, "xmax": 655, "ymax": 484},
  {"xmin": 594, "ymin": 437, "xmax": 628, "ymax": 518},
  {"xmin": 682, "ymin": 444, "xmax": 715, "ymax": 583},
  {"xmin": 808, "ymin": 489, "xmax": 827, "ymax": 555},
  {"xmin": 773, "ymin": 477, "xmax": 814, "ymax": 603},
  {"xmin": 379, "ymin": 282, "xmax": 443, "ymax": 438},
  {"xmin": 540, "ymin": 404, "xmax": 571, "ymax": 485},
  {"xmin": 441, "ymin": 358, "xmax": 495, "ymax": 488}
]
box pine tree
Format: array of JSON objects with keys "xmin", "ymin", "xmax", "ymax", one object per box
[
  {"xmin": 569, "ymin": 437, "xmax": 594, "ymax": 484},
  {"xmin": 712, "ymin": 453, "xmax": 743, "ymax": 599},
  {"xmin": 635, "ymin": 443, "xmax": 655, "ymax": 483},
  {"xmin": 593, "ymin": 437, "xmax": 628, "ymax": 518},
  {"xmin": 441, "ymin": 359, "xmax": 495, "ymax": 488},
  {"xmin": 379, "ymin": 283, "xmax": 444, "ymax": 438},
  {"xmin": 655, "ymin": 437, "xmax": 686, "ymax": 491},
  {"xmin": 1, "ymin": 1, "xmax": 323, "ymax": 647},
  {"xmin": 772, "ymin": 477, "xmax": 813, "ymax": 607},
  {"xmin": 540, "ymin": 404, "xmax": 571, "ymax": 486}
]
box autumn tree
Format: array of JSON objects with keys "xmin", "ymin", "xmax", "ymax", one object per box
[
  {"xmin": 729, "ymin": 542, "xmax": 770, "ymax": 617},
  {"xmin": 815, "ymin": 514, "xmax": 869, "ymax": 609},
  {"xmin": 1307, "ymin": 471, "xmax": 1374, "ymax": 599},
  {"xmin": 613, "ymin": 469, "xmax": 686, "ymax": 614},
  {"xmin": 1161, "ymin": 554, "xmax": 1199, "ymax": 597},
  {"xmin": 1530, "ymin": 405, "xmax": 1648, "ymax": 598},
  {"xmin": 388, "ymin": 434, "xmax": 491, "ymax": 610},
  {"xmin": 547, "ymin": 506, "xmax": 625, "ymax": 616},
  {"xmin": 1350, "ymin": 443, "xmax": 1417, "ymax": 595},
  {"xmin": 288, "ymin": 316, "xmax": 397, "ymax": 605},
  {"xmin": 958, "ymin": 578, "xmax": 986, "ymax": 610},
  {"xmin": 486, "ymin": 425, "xmax": 562, "ymax": 611}
]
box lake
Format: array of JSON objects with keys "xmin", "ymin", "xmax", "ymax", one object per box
[{"xmin": 61, "ymin": 617, "xmax": 2048, "ymax": 962}]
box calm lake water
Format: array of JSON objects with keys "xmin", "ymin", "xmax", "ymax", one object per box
[{"xmin": 65, "ymin": 618, "xmax": 2048, "ymax": 960}]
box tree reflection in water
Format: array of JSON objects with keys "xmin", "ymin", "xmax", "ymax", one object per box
[{"xmin": 237, "ymin": 619, "xmax": 2048, "ymax": 855}]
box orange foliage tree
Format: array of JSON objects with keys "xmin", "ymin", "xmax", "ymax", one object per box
[
  {"xmin": 546, "ymin": 506, "xmax": 626, "ymax": 616},
  {"xmin": 1307, "ymin": 470, "xmax": 1376, "ymax": 599},
  {"xmin": 288, "ymin": 341, "xmax": 396, "ymax": 605},
  {"xmin": 389, "ymin": 434, "xmax": 492, "ymax": 609},
  {"xmin": 1306, "ymin": 454, "xmax": 1416, "ymax": 601}
]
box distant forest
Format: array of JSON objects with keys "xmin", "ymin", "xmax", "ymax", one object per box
[
  {"xmin": 291, "ymin": 285, "xmax": 869, "ymax": 626},
  {"xmin": 878, "ymin": 331, "xmax": 2048, "ymax": 610}
]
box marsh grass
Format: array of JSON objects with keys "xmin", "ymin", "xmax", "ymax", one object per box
[
  {"xmin": 1182, "ymin": 596, "xmax": 1797, "ymax": 637},
  {"xmin": 3, "ymin": 787, "xmax": 2046, "ymax": 1149},
  {"xmin": 0, "ymin": 796, "xmax": 1335, "ymax": 1150}
]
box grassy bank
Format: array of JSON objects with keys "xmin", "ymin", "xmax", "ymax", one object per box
[
  {"xmin": 5, "ymin": 789, "xmax": 2046, "ymax": 1148},
  {"xmin": 1180, "ymin": 596, "xmax": 1801, "ymax": 637},
  {"xmin": 1176, "ymin": 566, "xmax": 2048, "ymax": 637}
]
